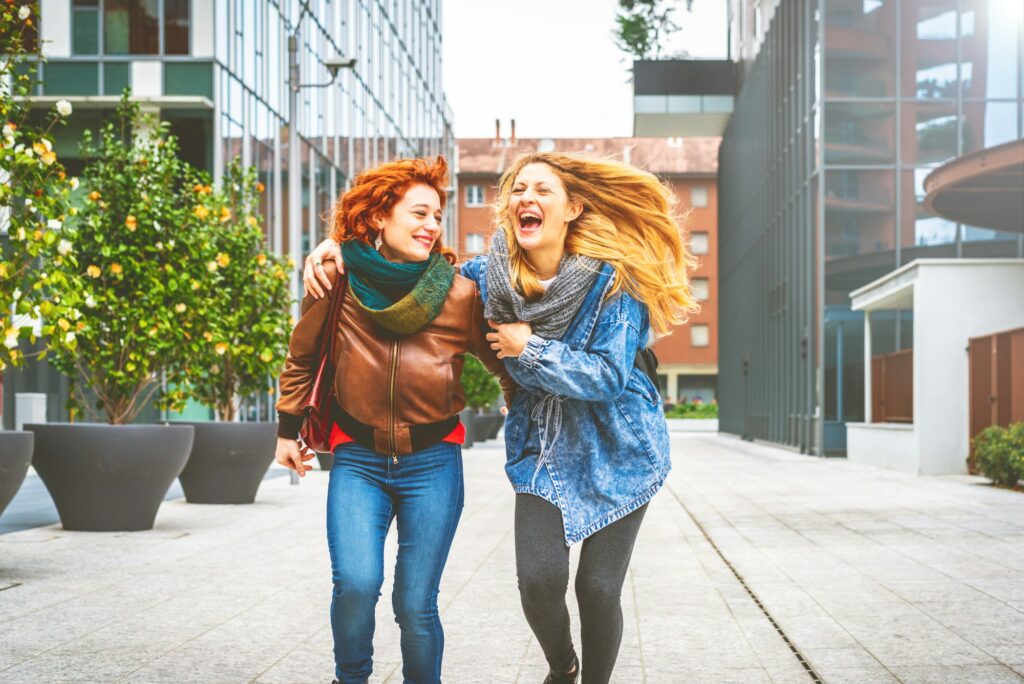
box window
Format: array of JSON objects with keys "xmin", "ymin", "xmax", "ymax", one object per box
[
  {"xmin": 690, "ymin": 185, "xmax": 708, "ymax": 208},
  {"xmin": 690, "ymin": 324, "xmax": 710, "ymax": 348},
  {"xmin": 164, "ymin": 0, "xmax": 190, "ymax": 55},
  {"xmin": 465, "ymin": 233, "xmax": 485, "ymax": 253},
  {"xmin": 690, "ymin": 232, "xmax": 709, "ymax": 255},
  {"xmin": 73, "ymin": 0, "xmax": 100, "ymax": 55},
  {"xmin": 692, "ymin": 278, "xmax": 710, "ymax": 301},
  {"xmin": 105, "ymin": 0, "xmax": 160, "ymax": 54},
  {"xmin": 465, "ymin": 185, "xmax": 485, "ymax": 207}
]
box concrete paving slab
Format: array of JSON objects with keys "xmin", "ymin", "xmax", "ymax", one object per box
[{"xmin": 1, "ymin": 432, "xmax": 1023, "ymax": 682}]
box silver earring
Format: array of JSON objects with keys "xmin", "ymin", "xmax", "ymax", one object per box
[{"xmin": 374, "ymin": 233, "xmax": 383, "ymax": 250}]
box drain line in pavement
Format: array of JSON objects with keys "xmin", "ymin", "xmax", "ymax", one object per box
[{"xmin": 667, "ymin": 485, "xmax": 823, "ymax": 683}]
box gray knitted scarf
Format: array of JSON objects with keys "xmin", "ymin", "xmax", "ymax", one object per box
[{"xmin": 484, "ymin": 228, "xmax": 602, "ymax": 340}]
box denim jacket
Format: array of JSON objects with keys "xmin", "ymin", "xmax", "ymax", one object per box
[{"xmin": 461, "ymin": 256, "xmax": 671, "ymax": 545}]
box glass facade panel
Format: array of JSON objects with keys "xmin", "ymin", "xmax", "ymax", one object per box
[
  {"xmin": 900, "ymin": 0, "xmax": 959, "ymax": 98},
  {"xmin": 960, "ymin": 0, "xmax": 1020, "ymax": 99},
  {"xmin": 43, "ymin": 62, "xmax": 99, "ymax": 96},
  {"xmin": 961, "ymin": 101, "xmax": 1020, "ymax": 153},
  {"xmin": 104, "ymin": 0, "xmax": 159, "ymax": 54},
  {"xmin": 824, "ymin": 0, "xmax": 895, "ymax": 97},
  {"xmin": 102, "ymin": 61, "xmax": 130, "ymax": 96},
  {"xmin": 73, "ymin": 8, "xmax": 100, "ymax": 55},
  {"xmin": 825, "ymin": 103, "xmax": 895, "ymax": 164},
  {"xmin": 903, "ymin": 102, "xmax": 958, "ymax": 165},
  {"xmin": 164, "ymin": 62, "xmax": 213, "ymax": 98},
  {"xmin": 899, "ymin": 170, "xmax": 957, "ymax": 262},
  {"xmin": 825, "ymin": 170, "xmax": 896, "ymax": 259}
]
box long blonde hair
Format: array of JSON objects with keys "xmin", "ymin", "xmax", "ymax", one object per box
[{"xmin": 494, "ymin": 152, "xmax": 698, "ymax": 336}]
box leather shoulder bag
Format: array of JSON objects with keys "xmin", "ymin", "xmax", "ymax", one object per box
[{"xmin": 299, "ymin": 275, "xmax": 348, "ymax": 453}]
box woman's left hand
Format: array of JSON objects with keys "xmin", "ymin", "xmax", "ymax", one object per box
[{"xmin": 487, "ymin": 320, "xmax": 533, "ymax": 359}]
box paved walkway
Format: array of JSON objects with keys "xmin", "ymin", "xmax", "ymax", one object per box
[{"xmin": 0, "ymin": 433, "xmax": 1021, "ymax": 683}]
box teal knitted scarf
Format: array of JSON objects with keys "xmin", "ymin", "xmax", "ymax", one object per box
[{"xmin": 342, "ymin": 240, "xmax": 455, "ymax": 335}]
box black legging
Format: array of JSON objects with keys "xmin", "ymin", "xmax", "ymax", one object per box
[{"xmin": 514, "ymin": 493, "xmax": 649, "ymax": 684}]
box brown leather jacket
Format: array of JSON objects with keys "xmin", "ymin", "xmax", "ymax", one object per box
[{"xmin": 276, "ymin": 261, "xmax": 514, "ymax": 456}]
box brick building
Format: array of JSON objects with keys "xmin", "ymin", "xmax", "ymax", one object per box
[{"xmin": 455, "ymin": 136, "xmax": 721, "ymax": 404}]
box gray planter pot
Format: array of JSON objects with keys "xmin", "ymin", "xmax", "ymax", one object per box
[
  {"xmin": 459, "ymin": 408, "xmax": 476, "ymax": 448},
  {"xmin": 487, "ymin": 413, "xmax": 505, "ymax": 440},
  {"xmin": 0, "ymin": 431, "xmax": 33, "ymax": 518},
  {"xmin": 315, "ymin": 451, "xmax": 334, "ymax": 471},
  {"xmin": 175, "ymin": 422, "xmax": 276, "ymax": 504},
  {"xmin": 26, "ymin": 423, "xmax": 193, "ymax": 531}
]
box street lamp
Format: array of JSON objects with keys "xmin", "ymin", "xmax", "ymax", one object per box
[
  {"xmin": 285, "ymin": 4, "xmax": 356, "ymax": 483},
  {"xmin": 286, "ymin": 2, "xmax": 356, "ymax": 321}
]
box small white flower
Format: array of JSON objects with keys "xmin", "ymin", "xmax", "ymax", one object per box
[
  {"xmin": 14, "ymin": 143, "xmax": 24, "ymax": 153},
  {"xmin": 40, "ymin": 139, "xmax": 52, "ymax": 152},
  {"xmin": 2, "ymin": 124, "xmax": 13, "ymax": 137},
  {"xmin": 65, "ymin": 332, "xmax": 76, "ymax": 344},
  {"xmin": 56, "ymin": 100, "xmax": 73, "ymax": 117},
  {"xmin": 15, "ymin": 227, "xmax": 26, "ymax": 241},
  {"xmin": 155, "ymin": 242, "xmax": 164, "ymax": 251},
  {"xmin": 69, "ymin": 177, "xmax": 79, "ymax": 190},
  {"xmin": 57, "ymin": 239, "xmax": 72, "ymax": 256},
  {"xmin": 18, "ymin": 6, "xmax": 30, "ymax": 21},
  {"xmin": 47, "ymin": 219, "xmax": 62, "ymax": 231},
  {"xmin": 4, "ymin": 331, "xmax": 18, "ymax": 349},
  {"xmin": 175, "ymin": 303, "xmax": 186, "ymax": 313},
  {"xmin": 24, "ymin": 146, "xmax": 33, "ymax": 158},
  {"xmin": 24, "ymin": 197, "xmax": 32, "ymax": 208},
  {"xmin": 153, "ymin": 221, "xmax": 162, "ymax": 232},
  {"xmin": 85, "ymin": 295, "xmax": 97, "ymax": 308},
  {"xmin": 3, "ymin": 136, "xmax": 13, "ymax": 149},
  {"xmin": 12, "ymin": 289, "xmax": 22, "ymax": 301}
]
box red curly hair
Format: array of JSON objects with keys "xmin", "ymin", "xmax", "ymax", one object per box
[{"xmin": 330, "ymin": 156, "xmax": 456, "ymax": 264}]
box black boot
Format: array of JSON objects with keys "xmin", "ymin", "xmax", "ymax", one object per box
[{"xmin": 543, "ymin": 653, "xmax": 579, "ymax": 684}]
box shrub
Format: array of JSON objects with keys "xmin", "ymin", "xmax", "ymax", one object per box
[
  {"xmin": 664, "ymin": 401, "xmax": 718, "ymax": 419},
  {"xmin": 0, "ymin": 3, "xmax": 77, "ymax": 377},
  {"xmin": 45, "ymin": 94, "xmax": 217, "ymax": 424},
  {"xmin": 972, "ymin": 422, "xmax": 1024, "ymax": 488},
  {"xmin": 180, "ymin": 160, "xmax": 291, "ymax": 421},
  {"xmin": 460, "ymin": 354, "xmax": 501, "ymax": 411}
]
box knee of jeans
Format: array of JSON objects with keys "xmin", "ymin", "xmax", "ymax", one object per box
[
  {"xmin": 332, "ymin": 569, "xmax": 383, "ymax": 603},
  {"xmin": 574, "ymin": 573, "xmax": 622, "ymax": 607},
  {"xmin": 391, "ymin": 590, "xmax": 437, "ymax": 627}
]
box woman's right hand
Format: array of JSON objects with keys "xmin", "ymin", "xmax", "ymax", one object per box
[
  {"xmin": 276, "ymin": 437, "xmax": 315, "ymax": 477},
  {"xmin": 303, "ymin": 238, "xmax": 344, "ymax": 299}
]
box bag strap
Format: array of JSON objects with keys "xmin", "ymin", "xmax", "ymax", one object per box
[{"xmin": 316, "ymin": 272, "xmax": 348, "ymax": 362}]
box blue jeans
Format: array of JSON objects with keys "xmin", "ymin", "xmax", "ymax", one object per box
[{"xmin": 326, "ymin": 441, "xmax": 464, "ymax": 684}]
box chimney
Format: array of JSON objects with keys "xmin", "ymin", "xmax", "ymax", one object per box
[
  {"xmin": 510, "ymin": 118, "xmax": 517, "ymax": 145},
  {"xmin": 494, "ymin": 118, "xmax": 501, "ymax": 145}
]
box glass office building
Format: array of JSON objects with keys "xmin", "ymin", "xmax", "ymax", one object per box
[
  {"xmin": 3, "ymin": 0, "xmax": 454, "ymax": 425},
  {"xmin": 718, "ymin": 0, "xmax": 1024, "ymax": 454}
]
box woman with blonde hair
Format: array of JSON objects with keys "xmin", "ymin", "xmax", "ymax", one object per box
[{"xmin": 304, "ymin": 151, "xmax": 696, "ymax": 683}]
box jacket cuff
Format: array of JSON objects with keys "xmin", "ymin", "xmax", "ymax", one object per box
[
  {"xmin": 518, "ymin": 334, "xmax": 547, "ymax": 370},
  {"xmin": 277, "ymin": 411, "xmax": 304, "ymax": 440}
]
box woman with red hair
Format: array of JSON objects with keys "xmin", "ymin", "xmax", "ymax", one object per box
[{"xmin": 275, "ymin": 156, "xmax": 513, "ymax": 684}]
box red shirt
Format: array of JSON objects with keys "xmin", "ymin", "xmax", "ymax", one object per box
[{"xmin": 328, "ymin": 420, "xmax": 466, "ymax": 453}]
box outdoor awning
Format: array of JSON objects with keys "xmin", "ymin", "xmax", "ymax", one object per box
[{"xmin": 923, "ymin": 139, "xmax": 1024, "ymax": 233}]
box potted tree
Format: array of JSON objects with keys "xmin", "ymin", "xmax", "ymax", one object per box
[
  {"xmin": 27, "ymin": 95, "xmax": 210, "ymax": 531},
  {"xmin": 459, "ymin": 354, "xmax": 503, "ymax": 447},
  {"xmin": 0, "ymin": 4, "xmax": 76, "ymax": 517},
  {"xmin": 175, "ymin": 160, "xmax": 291, "ymax": 504}
]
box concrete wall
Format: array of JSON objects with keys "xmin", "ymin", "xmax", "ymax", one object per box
[
  {"xmin": 914, "ymin": 262, "xmax": 1024, "ymax": 474},
  {"xmin": 847, "ymin": 423, "xmax": 918, "ymax": 473}
]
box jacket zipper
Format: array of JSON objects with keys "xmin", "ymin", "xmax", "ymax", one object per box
[{"xmin": 388, "ymin": 339, "xmax": 400, "ymax": 464}]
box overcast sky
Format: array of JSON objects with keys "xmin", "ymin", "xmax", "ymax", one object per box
[{"xmin": 441, "ymin": 0, "xmax": 729, "ymax": 139}]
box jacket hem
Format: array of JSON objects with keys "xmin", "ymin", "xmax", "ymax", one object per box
[{"xmin": 510, "ymin": 477, "xmax": 666, "ymax": 546}]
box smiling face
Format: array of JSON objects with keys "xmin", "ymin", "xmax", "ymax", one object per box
[
  {"xmin": 508, "ymin": 163, "xmax": 582, "ymax": 254},
  {"xmin": 376, "ymin": 183, "xmax": 443, "ymax": 263}
]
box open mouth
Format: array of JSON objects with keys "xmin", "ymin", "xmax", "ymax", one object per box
[
  {"xmin": 518, "ymin": 210, "xmax": 543, "ymax": 233},
  {"xmin": 413, "ymin": 234, "xmax": 434, "ymax": 248}
]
